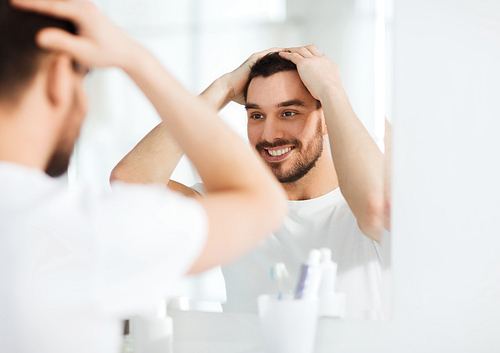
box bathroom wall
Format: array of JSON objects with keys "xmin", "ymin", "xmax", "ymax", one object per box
[
  {"xmin": 391, "ymin": 0, "xmax": 500, "ymax": 349},
  {"xmin": 325, "ymin": 0, "xmax": 500, "ymax": 351}
]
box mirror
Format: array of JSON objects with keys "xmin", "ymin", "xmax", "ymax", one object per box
[{"xmin": 71, "ymin": 0, "xmax": 390, "ymax": 320}]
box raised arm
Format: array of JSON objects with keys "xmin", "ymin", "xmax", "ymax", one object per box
[
  {"xmin": 280, "ymin": 45, "xmax": 390, "ymax": 241},
  {"xmin": 110, "ymin": 48, "xmax": 280, "ymax": 193},
  {"xmin": 110, "ymin": 122, "xmax": 183, "ymax": 186},
  {"xmin": 13, "ymin": 0, "xmax": 287, "ymax": 273}
]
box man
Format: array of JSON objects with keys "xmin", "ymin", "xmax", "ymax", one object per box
[
  {"xmin": 0, "ymin": 1, "xmax": 287, "ymax": 352},
  {"xmin": 112, "ymin": 47, "xmax": 391, "ymax": 319}
]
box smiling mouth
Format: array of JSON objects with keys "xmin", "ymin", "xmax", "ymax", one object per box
[
  {"xmin": 266, "ymin": 147, "xmax": 293, "ymax": 156},
  {"xmin": 263, "ymin": 146, "xmax": 295, "ymax": 162}
]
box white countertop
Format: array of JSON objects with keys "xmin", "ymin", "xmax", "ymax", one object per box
[{"xmin": 169, "ymin": 309, "xmax": 345, "ymax": 353}]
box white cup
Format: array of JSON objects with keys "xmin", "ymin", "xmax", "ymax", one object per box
[
  {"xmin": 257, "ymin": 294, "xmax": 319, "ymax": 353},
  {"xmin": 129, "ymin": 315, "xmax": 173, "ymax": 353}
]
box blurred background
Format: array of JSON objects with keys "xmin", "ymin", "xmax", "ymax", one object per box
[{"xmin": 68, "ymin": 0, "xmax": 389, "ymax": 310}]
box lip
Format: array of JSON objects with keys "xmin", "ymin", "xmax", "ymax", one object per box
[{"xmin": 263, "ymin": 146, "xmax": 295, "ymax": 162}]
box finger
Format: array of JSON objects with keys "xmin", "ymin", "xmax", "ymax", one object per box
[
  {"xmin": 305, "ymin": 44, "xmax": 323, "ymax": 57},
  {"xmin": 11, "ymin": 0, "xmax": 88, "ymax": 24},
  {"xmin": 249, "ymin": 47, "xmax": 283, "ymax": 64},
  {"xmin": 257, "ymin": 47, "xmax": 282, "ymax": 59},
  {"xmin": 283, "ymin": 46, "xmax": 313, "ymax": 58},
  {"xmin": 278, "ymin": 51, "xmax": 303, "ymax": 64},
  {"xmin": 36, "ymin": 28, "xmax": 94, "ymax": 64}
]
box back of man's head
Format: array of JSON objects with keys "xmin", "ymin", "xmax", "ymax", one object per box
[
  {"xmin": 0, "ymin": 0, "xmax": 76, "ymax": 105},
  {"xmin": 243, "ymin": 52, "xmax": 297, "ymax": 102}
]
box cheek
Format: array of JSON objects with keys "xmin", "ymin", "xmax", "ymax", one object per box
[
  {"xmin": 286, "ymin": 119, "xmax": 308, "ymax": 139},
  {"xmin": 303, "ymin": 115, "xmax": 322, "ymax": 136},
  {"xmin": 247, "ymin": 122, "xmax": 261, "ymax": 147}
]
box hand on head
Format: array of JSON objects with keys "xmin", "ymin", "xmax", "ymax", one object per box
[
  {"xmin": 279, "ymin": 45, "xmax": 343, "ymax": 102},
  {"xmin": 231, "ymin": 45, "xmax": 343, "ymax": 106},
  {"xmin": 224, "ymin": 47, "xmax": 282, "ymax": 105},
  {"xmin": 10, "ymin": 0, "xmax": 138, "ymax": 70}
]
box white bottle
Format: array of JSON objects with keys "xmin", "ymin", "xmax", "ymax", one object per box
[
  {"xmin": 295, "ymin": 249, "xmax": 322, "ymax": 299},
  {"xmin": 318, "ymin": 248, "xmax": 345, "ymax": 318},
  {"xmin": 319, "ymin": 248, "xmax": 337, "ymax": 296}
]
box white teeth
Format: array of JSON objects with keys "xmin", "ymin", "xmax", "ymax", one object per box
[{"xmin": 268, "ymin": 147, "xmax": 292, "ymax": 157}]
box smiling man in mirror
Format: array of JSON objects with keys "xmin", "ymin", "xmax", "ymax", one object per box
[{"xmin": 112, "ymin": 45, "xmax": 392, "ymax": 319}]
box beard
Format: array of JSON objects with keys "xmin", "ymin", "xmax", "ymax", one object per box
[
  {"xmin": 45, "ymin": 92, "xmax": 82, "ymax": 178},
  {"xmin": 255, "ymin": 119, "xmax": 324, "ymax": 184},
  {"xmin": 45, "ymin": 146, "xmax": 73, "ymax": 177}
]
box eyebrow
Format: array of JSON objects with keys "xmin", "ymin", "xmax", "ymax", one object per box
[
  {"xmin": 245, "ymin": 99, "xmax": 306, "ymax": 110},
  {"xmin": 245, "ymin": 103, "xmax": 260, "ymax": 110},
  {"xmin": 277, "ymin": 99, "xmax": 306, "ymax": 108}
]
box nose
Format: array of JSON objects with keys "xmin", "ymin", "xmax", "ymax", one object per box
[{"xmin": 261, "ymin": 116, "xmax": 285, "ymax": 142}]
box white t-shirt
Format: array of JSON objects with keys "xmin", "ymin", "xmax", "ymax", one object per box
[
  {"xmin": 0, "ymin": 162, "xmax": 208, "ymax": 353},
  {"xmin": 221, "ymin": 187, "xmax": 391, "ymax": 319}
]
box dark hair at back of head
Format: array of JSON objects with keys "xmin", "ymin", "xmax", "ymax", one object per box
[
  {"xmin": 243, "ymin": 52, "xmax": 297, "ymax": 101},
  {"xmin": 0, "ymin": 0, "xmax": 76, "ymax": 102}
]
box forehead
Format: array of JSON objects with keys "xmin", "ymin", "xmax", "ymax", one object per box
[{"xmin": 246, "ymin": 71, "xmax": 316, "ymax": 109}]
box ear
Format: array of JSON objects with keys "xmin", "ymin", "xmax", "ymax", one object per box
[
  {"xmin": 320, "ymin": 109, "xmax": 328, "ymax": 135},
  {"xmin": 45, "ymin": 54, "xmax": 75, "ymax": 114}
]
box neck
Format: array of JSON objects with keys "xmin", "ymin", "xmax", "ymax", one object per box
[
  {"xmin": 281, "ymin": 141, "xmax": 338, "ymax": 201},
  {"xmin": 0, "ymin": 94, "xmax": 57, "ymax": 172}
]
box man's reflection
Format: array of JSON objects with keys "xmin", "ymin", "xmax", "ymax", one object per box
[{"xmin": 112, "ymin": 45, "xmax": 391, "ymax": 319}]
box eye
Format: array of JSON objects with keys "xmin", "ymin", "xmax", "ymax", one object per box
[
  {"xmin": 250, "ymin": 113, "xmax": 265, "ymax": 120},
  {"xmin": 282, "ymin": 111, "xmax": 297, "ymax": 117}
]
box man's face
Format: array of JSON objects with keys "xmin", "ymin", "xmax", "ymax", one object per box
[
  {"xmin": 45, "ymin": 65, "xmax": 89, "ymax": 177},
  {"xmin": 246, "ymin": 70, "xmax": 325, "ymax": 183}
]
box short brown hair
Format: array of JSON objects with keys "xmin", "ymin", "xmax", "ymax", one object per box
[
  {"xmin": 243, "ymin": 51, "xmax": 321, "ymax": 109},
  {"xmin": 0, "ymin": 0, "xmax": 76, "ymax": 103}
]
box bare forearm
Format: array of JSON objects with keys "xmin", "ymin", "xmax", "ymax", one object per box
[
  {"xmin": 111, "ymin": 75, "xmax": 234, "ymax": 185},
  {"xmin": 110, "ymin": 122, "xmax": 183, "ymax": 185},
  {"xmin": 321, "ymin": 87, "xmax": 386, "ymax": 239},
  {"xmin": 199, "ymin": 75, "xmax": 234, "ymax": 112}
]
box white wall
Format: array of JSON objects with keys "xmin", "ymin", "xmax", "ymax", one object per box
[
  {"xmin": 391, "ymin": 0, "xmax": 500, "ymax": 349},
  {"xmin": 321, "ymin": 0, "xmax": 500, "ymax": 351},
  {"xmin": 288, "ymin": 0, "xmax": 385, "ymax": 144}
]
